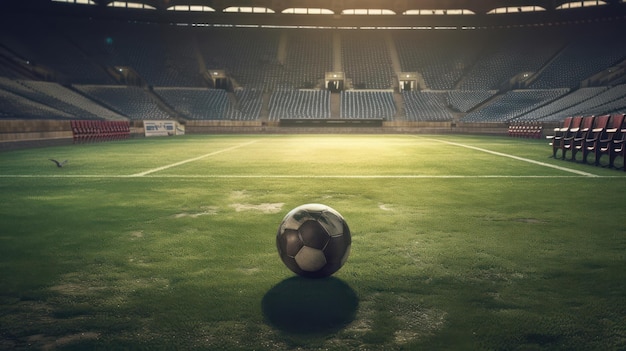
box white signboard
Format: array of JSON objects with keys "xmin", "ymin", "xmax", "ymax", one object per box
[{"xmin": 144, "ymin": 121, "xmax": 184, "ymax": 137}]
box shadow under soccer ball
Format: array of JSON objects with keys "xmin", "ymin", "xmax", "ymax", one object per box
[{"xmin": 262, "ymin": 276, "xmax": 358, "ymax": 334}]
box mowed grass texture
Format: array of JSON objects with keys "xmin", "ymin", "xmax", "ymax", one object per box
[{"xmin": 0, "ymin": 134, "xmax": 625, "ymax": 350}]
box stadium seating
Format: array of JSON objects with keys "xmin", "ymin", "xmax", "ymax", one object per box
[
  {"xmin": 463, "ymin": 89, "xmax": 569, "ymax": 122},
  {"xmin": 523, "ymin": 87, "xmax": 609, "ymax": 121},
  {"xmin": 0, "ymin": 87, "xmax": 74, "ymax": 119},
  {"xmin": 609, "ymin": 116, "xmax": 626, "ymax": 170},
  {"xmin": 394, "ymin": 30, "xmax": 481, "ymax": 90},
  {"xmin": 71, "ymin": 120, "xmax": 130, "ymax": 143},
  {"xmin": 508, "ymin": 121, "xmax": 542, "ymax": 139},
  {"xmin": 556, "ymin": 116, "xmax": 583, "ymax": 160},
  {"xmin": 269, "ymin": 90, "xmax": 330, "ymax": 120},
  {"xmin": 566, "ymin": 115, "xmax": 595, "ymax": 161},
  {"xmin": 154, "ymin": 87, "xmax": 231, "ymax": 120},
  {"xmin": 340, "ymin": 91, "xmax": 396, "ymax": 120},
  {"xmin": 577, "ymin": 114, "xmax": 609, "ymax": 163},
  {"xmin": 75, "ymin": 85, "xmax": 171, "ymax": 120},
  {"xmin": 402, "ymin": 91, "xmax": 453, "ymax": 121},
  {"xmin": 594, "ymin": 114, "xmax": 625, "ymax": 166},
  {"xmin": 447, "ymin": 90, "xmax": 496, "ymax": 113},
  {"xmin": 530, "ymin": 30, "xmax": 626, "ymax": 89},
  {"xmin": 230, "ymin": 88, "xmax": 263, "ymax": 120},
  {"xmin": 459, "ymin": 29, "xmax": 563, "ymax": 91},
  {"xmin": 341, "ymin": 31, "xmax": 394, "ymax": 90},
  {"xmin": 547, "ymin": 116, "xmax": 573, "ymax": 158},
  {"xmin": 1, "ymin": 14, "xmax": 625, "ymax": 124}
]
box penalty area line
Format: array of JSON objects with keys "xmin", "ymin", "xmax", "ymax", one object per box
[
  {"xmin": 427, "ymin": 138, "xmax": 599, "ymax": 177},
  {"xmin": 130, "ymin": 140, "xmax": 259, "ymax": 177}
]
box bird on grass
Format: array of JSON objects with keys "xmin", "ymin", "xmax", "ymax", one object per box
[{"xmin": 49, "ymin": 159, "xmax": 68, "ymax": 168}]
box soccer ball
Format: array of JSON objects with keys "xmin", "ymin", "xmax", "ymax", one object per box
[{"xmin": 276, "ymin": 204, "xmax": 351, "ymax": 278}]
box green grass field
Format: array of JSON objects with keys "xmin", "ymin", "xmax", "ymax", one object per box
[{"xmin": 1, "ymin": 134, "xmax": 625, "ymax": 350}]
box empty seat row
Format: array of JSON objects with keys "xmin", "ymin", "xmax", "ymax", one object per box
[
  {"xmin": 508, "ymin": 121, "xmax": 543, "ymax": 139},
  {"xmin": 71, "ymin": 120, "xmax": 130, "ymax": 143},
  {"xmin": 547, "ymin": 114, "xmax": 626, "ymax": 170}
]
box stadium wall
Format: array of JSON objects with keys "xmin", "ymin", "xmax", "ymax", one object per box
[
  {"xmin": 183, "ymin": 120, "xmax": 513, "ymax": 135},
  {"xmin": 0, "ymin": 120, "xmax": 71, "ymax": 141},
  {"xmin": 0, "ymin": 120, "xmax": 144, "ymax": 150},
  {"xmin": 1, "ymin": 120, "xmax": 564, "ymax": 150}
]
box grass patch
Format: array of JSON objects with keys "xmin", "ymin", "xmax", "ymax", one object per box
[{"xmin": 1, "ymin": 134, "xmax": 625, "ymax": 350}]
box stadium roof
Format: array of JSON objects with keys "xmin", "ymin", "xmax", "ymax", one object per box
[
  {"xmin": 83, "ymin": 0, "xmax": 623, "ymax": 14},
  {"xmin": 5, "ymin": 0, "xmax": 626, "ymax": 28}
]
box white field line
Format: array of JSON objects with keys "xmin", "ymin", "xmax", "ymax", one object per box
[
  {"xmin": 427, "ymin": 138, "xmax": 599, "ymax": 177},
  {"xmin": 2, "ymin": 174, "xmax": 625, "ymax": 179},
  {"xmin": 130, "ymin": 140, "xmax": 259, "ymax": 177}
]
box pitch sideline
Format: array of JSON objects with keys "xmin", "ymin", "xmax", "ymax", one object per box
[
  {"xmin": 2, "ymin": 174, "xmax": 624, "ymax": 179},
  {"xmin": 426, "ymin": 138, "xmax": 599, "ymax": 177},
  {"xmin": 130, "ymin": 140, "xmax": 259, "ymax": 177}
]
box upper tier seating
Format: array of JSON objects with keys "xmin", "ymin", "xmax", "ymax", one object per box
[
  {"xmin": 518, "ymin": 87, "xmax": 609, "ymax": 121},
  {"xmin": 76, "ymin": 85, "xmax": 171, "ymax": 120},
  {"xmin": 0, "ymin": 78, "xmax": 125, "ymax": 120},
  {"xmin": 394, "ymin": 30, "xmax": 482, "ymax": 90},
  {"xmin": 0, "ymin": 88, "xmax": 73, "ymax": 119},
  {"xmin": 0, "ymin": 14, "xmax": 624, "ymax": 122},
  {"xmin": 530, "ymin": 23, "xmax": 626, "ymax": 89},
  {"xmin": 341, "ymin": 31, "xmax": 394, "ymax": 89},
  {"xmin": 154, "ymin": 87, "xmax": 231, "ymax": 120},
  {"xmin": 458, "ymin": 28, "xmax": 564, "ymax": 90},
  {"xmin": 538, "ymin": 84, "xmax": 626, "ymax": 121},
  {"xmin": 463, "ymin": 89, "xmax": 569, "ymax": 122},
  {"xmin": 447, "ymin": 90, "xmax": 497, "ymax": 113}
]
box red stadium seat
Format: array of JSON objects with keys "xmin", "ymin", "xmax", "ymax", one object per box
[
  {"xmin": 547, "ymin": 117, "xmax": 572, "ymax": 158},
  {"xmin": 593, "ymin": 114, "xmax": 624, "ymax": 167},
  {"xmin": 565, "ymin": 115, "xmax": 593, "ymax": 161},
  {"xmin": 609, "ymin": 117, "xmax": 626, "ymax": 170},
  {"xmin": 580, "ymin": 114, "xmax": 609, "ymax": 164},
  {"xmin": 548, "ymin": 116, "xmax": 581, "ymax": 159}
]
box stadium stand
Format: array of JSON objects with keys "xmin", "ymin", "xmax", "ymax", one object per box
[
  {"xmin": 340, "ymin": 91, "xmax": 396, "ymax": 120},
  {"xmin": 0, "ymin": 87, "xmax": 74, "ymax": 119},
  {"xmin": 8, "ymin": 79, "xmax": 126, "ymax": 120},
  {"xmin": 269, "ymin": 90, "xmax": 330, "ymax": 120},
  {"xmin": 447, "ymin": 90, "xmax": 497, "ymax": 113},
  {"xmin": 530, "ymin": 24, "xmax": 626, "ymax": 89},
  {"xmin": 520, "ymin": 87, "xmax": 609, "ymax": 121},
  {"xmin": 402, "ymin": 91, "xmax": 454, "ymax": 121},
  {"xmin": 229, "ymin": 88, "xmax": 263, "ymax": 121},
  {"xmin": 75, "ymin": 85, "xmax": 171, "ymax": 120},
  {"xmin": 0, "ymin": 6, "xmax": 625, "ymax": 128},
  {"xmin": 341, "ymin": 31, "xmax": 394, "ymax": 90},
  {"xmin": 393, "ymin": 30, "xmax": 482, "ymax": 90},
  {"xmin": 281, "ymin": 30, "xmax": 334, "ymax": 89},
  {"xmin": 196, "ymin": 27, "xmax": 282, "ymax": 91},
  {"xmin": 154, "ymin": 87, "xmax": 231, "ymax": 120},
  {"xmin": 463, "ymin": 89, "xmax": 570, "ymax": 122},
  {"xmin": 458, "ymin": 28, "xmax": 564, "ymax": 91},
  {"xmin": 540, "ymin": 84, "xmax": 626, "ymax": 121}
]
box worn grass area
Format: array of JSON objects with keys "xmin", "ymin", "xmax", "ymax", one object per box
[{"xmin": 0, "ymin": 134, "xmax": 625, "ymax": 350}]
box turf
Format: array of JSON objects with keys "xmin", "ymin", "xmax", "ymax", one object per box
[{"xmin": 0, "ymin": 134, "xmax": 625, "ymax": 350}]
